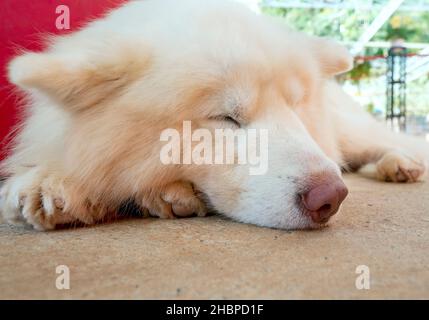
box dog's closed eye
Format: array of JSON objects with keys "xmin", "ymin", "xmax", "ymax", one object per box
[{"xmin": 210, "ymin": 115, "xmax": 242, "ymax": 128}]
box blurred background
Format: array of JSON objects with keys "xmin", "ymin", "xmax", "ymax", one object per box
[
  {"xmin": 1, "ymin": 0, "xmax": 429, "ymax": 162},
  {"xmin": 239, "ymin": 0, "xmax": 429, "ymax": 138}
]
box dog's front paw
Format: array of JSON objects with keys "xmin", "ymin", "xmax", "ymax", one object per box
[
  {"xmin": 162, "ymin": 182, "xmax": 207, "ymax": 217},
  {"xmin": 140, "ymin": 181, "xmax": 207, "ymax": 219},
  {"xmin": 1, "ymin": 168, "xmax": 70, "ymax": 230},
  {"xmin": 376, "ymin": 151, "xmax": 426, "ymax": 183},
  {"xmin": 0, "ymin": 168, "xmax": 107, "ymax": 230}
]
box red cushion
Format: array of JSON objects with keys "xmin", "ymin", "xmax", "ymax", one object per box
[{"xmin": 0, "ymin": 0, "xmax": 128, "ymax": 160}]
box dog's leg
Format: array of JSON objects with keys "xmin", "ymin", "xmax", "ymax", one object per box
[
  {"xmin": 335, "ymin": 92, "xmax": 428, "ymax": 183},
  {"xmin": 139, "ymin": 182, "xmax": 207, "ymax": 219},
  {"xmin": 340, "ymin": 122, "xmax": 428, "ymax": 183},
  {"xmin": 0, "ymin": 170, "xmax": 206, "ymax": 229},
  {"xmin": 0, "ymin": 167, "xmax": 113, "ymax": 230}
]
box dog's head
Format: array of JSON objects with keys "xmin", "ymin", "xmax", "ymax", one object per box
[{"xmin": 8, "ymin": 0, "xmax": 352, "ymax": 229}]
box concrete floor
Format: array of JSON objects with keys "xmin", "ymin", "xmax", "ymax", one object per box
[{"xmin": 0, "ymin": 174, "xmax": 428, "ymax": 299}]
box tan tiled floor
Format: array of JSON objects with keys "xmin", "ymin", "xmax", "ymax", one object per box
[{"xmin": 1, "ymin": 175, "xmax": 428, "ymax": 299}]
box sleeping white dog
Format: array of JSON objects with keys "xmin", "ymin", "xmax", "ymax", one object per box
[{"xmin": 1, "ymin": 0, "xmax": 428, "ymax": 231}]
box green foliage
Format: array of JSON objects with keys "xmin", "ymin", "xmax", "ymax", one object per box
[
  {"xmin": 261, "ymin": 7, "xmax": 379, "ymax": 41},
  {"xmin": 374, "ymin": 12, "xmax": 429, "ymax": 42},
  {"xmin": 261, "ymin": 4, "xmax": 429, "ymax": 116},
  {"xmin": 261, "ymin": 6, "xmax": 429, "ymax": 43},
  {"xmin": 348, "ymin": 60, "xmax": 372, "ymax": 84},
  {"xmin": 366, "ymin": 102, "xmax": 375, "ymax": 114}
]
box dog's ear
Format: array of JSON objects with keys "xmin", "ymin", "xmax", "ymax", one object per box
[
  {"xmin": 8, "ymin": 42, "xmax": 150, "ymax": 112},
  {"xmin": 309, "ymin": 37, "xmax": 353, "ymax": 76}
]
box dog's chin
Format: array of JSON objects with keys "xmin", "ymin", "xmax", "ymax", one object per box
[
  {"xmin": 278, "ymin": 217, "xmax": 331, "ymax": 231},
  {"xmin": 196, "ymin": 188, "xmax": 335, "ymax": 230},
  {"xmin": 222, "ymin": 208, "xmax": 333, "ymax": 231},
  {"xmin": 302, "ymin": 220, "xmax": 331, "ymax": 230}
]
